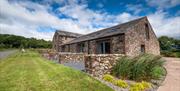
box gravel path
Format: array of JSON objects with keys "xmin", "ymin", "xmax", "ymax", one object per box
[
  {"xmin": 158, "ymin": 57, "xmax": 180, "ymax": 91},
  {"xmin": 0, "ymin": 50, "xmax": 17, "ymax": 60}
]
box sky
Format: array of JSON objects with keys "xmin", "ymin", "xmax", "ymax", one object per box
[{"xmin": 0, "ymin": 0, "xmax": 180, "ymax": 40}]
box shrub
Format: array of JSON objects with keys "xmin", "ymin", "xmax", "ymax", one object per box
[
  {"xmin": 161, "ymin": 51, "xmax": 176, "ymax": 57},
  {"xmin": 112, "ymin": 54, "xmax": 165, "ymax": 81},
  {"xmin": 161, "ymin": 50, "xmax": 180, "ymax": 58},
  {"xmin": 141, "ymin": 81, "xmax": 151, "ymax": 89},
  {"xmin": 130, "ymin": 81, "xmax": 151, "ymax": 91},
  {"xmin": 130, "ymin": 86, "xmax": 140, "ymax": 91},
  {"xmin": 103, "ymin": 74, "xmax": 114, "ymax": 82},
  {"xmin": 175, "ymin": 52, "xmax": 180, "ymax": 58},
  {"xmin": 114, "ymin": 80, "xmax": 128, "ymax": 88},
  {"xmin": 130, "ymin": 82, "xmax": 145, "ymax": 91}
]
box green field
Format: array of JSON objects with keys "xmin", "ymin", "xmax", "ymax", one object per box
[{"xmin": 0, "ymin": 50, "xmax": 113, "ymax": 91}]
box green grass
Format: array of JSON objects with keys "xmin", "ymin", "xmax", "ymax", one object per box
[{"xmin": 0, "ymin": 50, "xmax": 113, "ymax": 91}]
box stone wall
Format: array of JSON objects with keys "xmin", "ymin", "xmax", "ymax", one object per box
[
  {"xmin": 59, "ymin": 52, "xmax": 85, "ymax": 63},
  {"xmin": 125, "ymin": 18, "xmax": 160, "ymax": 57},
  {"xmin": 68, "ymin": 44, "xmax": 75, "ymax": 52},
  {"xmin": 111, "ymin": 34, "xmax": 125, "ymax": 54},
  {"xmin": 84, "ymin": 54, "xmax": 124, "ymax": 77},
  {"xmin": 58, "ymin": 53, "xmax": 124, "ymax": 77},
  {"xmin": 52, "ymin": 32, "xmax": 78, "ymax": 52},
  {"xmin": 88, "ymin": 40, "xmax": 96, "ymax": 54},
  {"xmin": 37, "ymin": 49, "xmax": 59, "ymax": 62}
]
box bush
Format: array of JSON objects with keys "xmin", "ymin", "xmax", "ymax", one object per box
[
  {"xmin": 112, "ymin": 54, "xmax": 165, "ymax": 81},
  {"xmin": 114, "ymin": 80, "xmax": 128, "ymax": 88},
  {"xmin": 130, "ymin": 83, "xmax": 145, "ymax": 91},
  {"xmin": 103, "ymin": 74, "xmax": 114, "ymax": 82},
  {"xmin": 161, "ymin": 50, "xmax": 180, "ymax": 58},
  {"xmin": 161, "ymin": 51, "xmax": 176, "ymax": 57},
  {"xmin": 130, "ymin": 81, "xmax": 151, "ymax": 91},
  {"xmin": 141, "ymin": 81, "xmax": 151, "ymax": 89},
  {"xmin": 175, "ymin": 52, "xmax": 180, "ymax": 58}
]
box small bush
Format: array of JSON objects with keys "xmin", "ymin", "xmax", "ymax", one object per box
[
  {"xmin": 103, "ymin": 74, "xmax": 114, "ymax": 82},
  {"xmin": 130, "ymin": 81, "xmax": 151, "ymax": 91},
  {"xmin": 130, "ymin": 86, "xmax": 140, "ymax": 91},
  {"xmin": 141, "ymin": 81, "xmax": 151, "ymax": 89},
  {"xmin": 130, "ymin": 82, "xmax": 144, "ymax": 91},
  {"xmin": 114, "ymin": 80, "xmax": 128, "ymax": 88}
]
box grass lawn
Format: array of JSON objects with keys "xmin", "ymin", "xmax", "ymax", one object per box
[{"xmin": 0, "ymin": 50, "xmax": 113, "ymax": 91}]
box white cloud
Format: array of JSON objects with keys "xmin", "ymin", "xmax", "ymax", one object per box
[
  {"xmin": 58, "ymin": 2, "xmax": 138, "ymax": 33},
  {"xmin": 0, "ymin": 23, "xmax": 54, "ymax": 40},
  {"xmin": 126, "ymin": 4, "xmax": 143, "ymax": 14},
  {"xmin": 0, "ymin": 0, "xmax": 179, "ymax": 41},
  {"xmin": 148, "ymin": 11, "xmax": 180, "ymax": 38},
  {"xmin": 146, "ymin": 0, "xmax": 180, "ymax": 9},
  {"xmin": 0, "ymin": 0, "xmax": 86, "ymax": 40}
]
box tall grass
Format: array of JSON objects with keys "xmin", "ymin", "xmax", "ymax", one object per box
[
  {"xmin": 112, "ymin": 57, "xmax": 132, "ymax": 79},
  {"xmin": 112, "ymin": 54, "xmax": 166, "ymax": 81}
]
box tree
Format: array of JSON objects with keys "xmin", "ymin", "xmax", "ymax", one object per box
[
  {"xmin": 0, "ymin": 34, "xmax": 52, "ymax": 49},
  {"xmin": 158, "ymin": 36, "xmax": 180, "ymax": 51}
]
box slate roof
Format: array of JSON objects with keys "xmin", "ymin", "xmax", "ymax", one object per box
[
  {"xmin": 56, "ymin": 30, "xmax": 83, "ymax": 38},
  {"xmin": 64, "ymin": 16, "xmax": 147, "ymax": 44}
]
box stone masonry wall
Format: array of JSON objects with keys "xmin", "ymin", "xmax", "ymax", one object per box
[
  {"xmin": 125, "ymin": 18, "xmax": 160, "ymax": 57},
  {"xmin": 111, "ymin": 34, "xmax": 125, "ymax": 54},
  {"xmin": 59, "ymin": 52, "xmax": 84, "ymax": 63},
  {"xmin": 88, "ymin": 40, "xmax": 96, "ymax": 54},
  {"xmin": 84, "ymin": 54, "xmax": 124, "ymax": 77},
  {"xmin": 58, "ymin": 53, "xmax": 124, "ymax": 77},
  {"xmin": 53, "ymin": 34, "xmax": 77, "ymax": 52}
]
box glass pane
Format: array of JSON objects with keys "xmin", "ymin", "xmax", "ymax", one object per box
[{"xmin": 105, "ymin": 42, "xmax": 110, "ymax": 54}]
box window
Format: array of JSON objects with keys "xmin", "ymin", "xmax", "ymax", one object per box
[
  {"xmin": 145, "ymin": 23, "xmax": 150, "ymax": 39},
  {"xmin": 77, "ymin": 43, "xmax": 85, "ymax": 52},
  {"xmin": 97, "ymin": 40, "xmax": 110, "ymax": 54},
  {"xmin": 68, "ymin": 45, "xmax": 70, "ymax": 52},
  {"xmin": 62, "ymin": 45, "xmax": 65, "ymax": 52},
  {"xmin": 141, "ymin": 45, "xmax": 145, "ymax": 53}
]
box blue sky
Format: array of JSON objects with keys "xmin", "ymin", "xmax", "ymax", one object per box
[{"xmin": 0, "ymin": 0, "xmax": 180, "ymax": 40}]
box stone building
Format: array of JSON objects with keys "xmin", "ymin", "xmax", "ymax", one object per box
[
  {"xmin": 53, "ymin": 17, "xmax": 160, "ymax": 57},
  {"xmin": 52, "ymin": 30, "xmax": 82, "ymax": 52}
]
